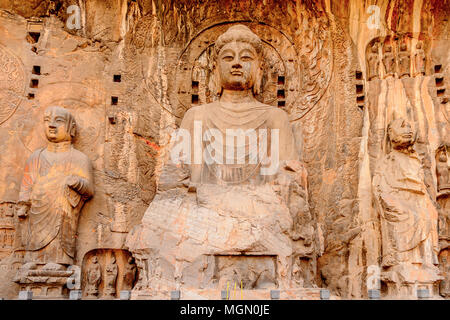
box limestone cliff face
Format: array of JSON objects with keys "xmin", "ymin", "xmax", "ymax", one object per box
[{"xmin": 0, "ymin": 0, "xmax": 448, "ymax": 299}]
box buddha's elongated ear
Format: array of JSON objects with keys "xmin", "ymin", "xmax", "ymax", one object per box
[
  {"xmin": 68, "ymin": 117, "xmax": 77, "ymax": 139},
  {"xmin": 211, "ymin": 63, "xmax": 223, "ymax": 97},
  {"xmin": 252, "ymin": 62, "xmax": 263, "ymax": 96}
]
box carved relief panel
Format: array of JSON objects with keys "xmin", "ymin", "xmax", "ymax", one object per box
[
  {"xmin": 0, "ymin": 203, "xmax": 15, "ymax": 260},
  {"xmin": 365, "ymin": 35, "xmax": 430, "ymax": 81}
]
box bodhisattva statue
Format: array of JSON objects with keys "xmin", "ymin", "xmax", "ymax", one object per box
[
  {"xmin": 123, "ymin": 257, "xmax": 137, "ymax": 291},
  {"xmin": 367, "ymin": 43, "xmax": 380, "ymax": 81},
  {"xmin": 398, "ymin": 43, "xmax": 411, "ymax": 79},
  {"xmin": 383, "ymin": 45, "xmax": 396, "ymax": 78},
  {"xmin": 14, "ymin": 106, "xmax": 94, "ymax": 296},
  {"xmin": 414, "ymin": 42, "xmax": 426, "ymax": 77},
  {"xmin": 373, "ymin": 119, "xmax": 441, "ymax": 297},
  {"xmin": 104, "ymin": 255, "xmax": 118, "ymax": 298},
  {"xmin": 85, "ymin": 255, "xmax": 102, "ymax": 298},
  {"xmin": 126, "ymin": 24, "xmax": 314, "ymax": 297}
]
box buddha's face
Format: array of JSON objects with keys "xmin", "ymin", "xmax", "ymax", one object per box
[
  {"xmin": 389, "ymin": 119, "xmax": 415, "ymax": 149},
  {"xmin": 218, "ymin": 41, "xmax": 260, "ymax": 91},
  {"xmin": 43, "ymin": 107, "xmax": 73, "ymax": 143}
]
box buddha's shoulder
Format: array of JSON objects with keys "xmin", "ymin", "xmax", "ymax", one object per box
[
  {"xmin": 262, "ymin": 104, "xmax": 290, "ymax": 122},
  {"xmin": 183, "ymin": 102, "xmax": 217, "ymax": 119}
]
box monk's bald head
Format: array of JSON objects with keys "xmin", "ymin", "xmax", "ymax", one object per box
[{"xmin": 43, "ymin": 106, "xmax": 77, "ymax": 143}]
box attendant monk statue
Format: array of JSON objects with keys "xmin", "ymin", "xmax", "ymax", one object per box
[
  {"xmin": 17, "ymin": 106, "xmax": 94, "ymax": 267},
  {"xmin": 127, "ymin": 25, "xmax": 315, "ymax": 297},
  {"xmin": 373, "ymin": 118, "xmax": 441, "ymax": 297}
]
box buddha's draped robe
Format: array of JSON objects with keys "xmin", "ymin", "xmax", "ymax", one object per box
[
  {"xmin": 179, "ymin": 101, "xmax": 298, "ymax": 185},
  {"xmin": 19, "ymin": 146, "xmax": 93, "ymax": 265}
]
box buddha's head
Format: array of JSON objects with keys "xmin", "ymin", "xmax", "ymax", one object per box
[
  {"xmin": 387, "ymin": 118, "xmax": 415, "ymax": 150},
  {"xmin": 214, "ymin": 24, "xmax": 263, "ymax": 96},
  {"xmin": 91, "ymin": 256, "xmax": 98, "ymax": 264},
  {"xmin": 43, "ymin": 106, "xmax": 76, "ymax": 143}
]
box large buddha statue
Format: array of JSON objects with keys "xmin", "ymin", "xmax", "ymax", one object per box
[
  {"xmin": 373, "ymin": 118, "xmax": 441, "ymax": 298},
  {"xmin": 126, "ymin": 25, "xmax": 315, "ymax": 297}
]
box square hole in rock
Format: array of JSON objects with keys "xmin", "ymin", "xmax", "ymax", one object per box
[
  {"xmin": 113, "ymin": 75, "xmax": 121, "ymax": 82},
  {"xmin": 192, "ymin": 94, "xmax": 199, "ymax": 104},
  {"xmin": 356, "ymin": 84, "xmax": 364, "ymax": 94},
  {"xmin": 30, "ymin": 79, "xmax": 39, "ymax": 88},
  {"xmin": 278, "ymin": 101, "xmax": 285, "ymax": 107},
  {"xmin": 277, "ymin": 76, "xmax": 285, "ymax": 85},
  {"xmin": 111, "ymin": 96, "xmax": 119, "ymax": 105},
  {"xmin": 435, "ymin": 65, "xmax": 442, "ymax": 73},
  {"xmin": 27, "ymin": 32, "xmax": 40, "ymax": 44},
  {"xmin": 32, "ymin": 66, "xmax": 41, "ymax": 75}
]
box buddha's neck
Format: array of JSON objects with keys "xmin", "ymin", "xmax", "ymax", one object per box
[
  {"xmin": 220, "ymin": 89, "xmax": 256, "ymax": 104},
  {"xmin": 46, "ymin": 141, "xmax": 72, "ymax": 153}
]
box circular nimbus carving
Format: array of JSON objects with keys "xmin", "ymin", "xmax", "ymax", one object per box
[
  {"xmin": 0, "ymin": 44, "xmax": 26, "ymax": 125},
  {"xmin": 16, "ymin": 83, "xmax": 105, "ymax": 159},
  {"xmin": 175, "ymin": 22, "xmax": 301, "ymax": 123}
]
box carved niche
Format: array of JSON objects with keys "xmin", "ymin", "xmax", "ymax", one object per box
[{"xmin": 81, "ymin": 249, "xmax": 137, "ymax": 299}]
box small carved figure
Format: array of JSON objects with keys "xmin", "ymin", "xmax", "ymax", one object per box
[
  {"xmin": 373, "ymin": 118, "xmax": 441, "ymax": 297},
  {"xmin": 382, "ymin": 44, "xmax": 396, "ymax": 78},
  {"xmin": 85, "ymin": 255, "xmax": 102, "ymax": 298},
  {"xmin": 398, "ymin": 43, "xmax": 411, "ymax": 79},
  {"xmin": 437, "ymin": 146, "xmax": 450, "ymax": 194},
  {"xmin": 123, "ymin": 257, "xmax": 137, "ymax": 291},
  {"xmin": 367, "ymin": 43, "xmax": 380, "ymax": 80},
  {"xmin": 104, "ymin": 254, "xmax": 118, "ymax": 298},
  {"xmin": 414, "ymin": 41, "xmax": 426, "ymax": 76}
]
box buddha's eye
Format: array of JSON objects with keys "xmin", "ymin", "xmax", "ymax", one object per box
[
  {"xmin": 241, "ymin": 55, "xmax": 253, "ymax": 62},
  {"xmin": 222, "ymin": 55, "xmax": 233, "ymax": 62}
]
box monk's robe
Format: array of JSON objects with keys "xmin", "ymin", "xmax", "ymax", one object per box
[
  {"xmin": 373, "ymin": 149, "xmax": 439, "ymax": 268},
  {"xmin": 179, "ymin": 100, "xmax": 298, "ymax": 185},
  {"xmin": 19, "ymin": 145, "xmax": 93, "ymax": 265}
]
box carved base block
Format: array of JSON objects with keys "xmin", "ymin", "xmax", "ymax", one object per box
[
  {"xmin": 381, "ymin": 263, "xmax": 443, "ymax": 299},
  {"xmin": 14, "ymin": 263, "xmax": 74, "ymax": 299}
]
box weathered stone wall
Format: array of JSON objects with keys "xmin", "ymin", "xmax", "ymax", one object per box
[{"xmin": 0, "ymin": 0, "xmax": 448, "ymax": 299}]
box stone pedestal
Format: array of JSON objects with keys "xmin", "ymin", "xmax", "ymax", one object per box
[{"xmin": 14, "ymin": 263, "xmax": 74, "ymax": 299}]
